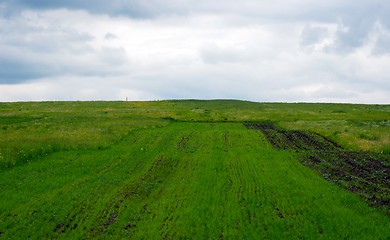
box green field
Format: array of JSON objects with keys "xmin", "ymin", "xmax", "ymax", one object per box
[{"xmin": 0, "ymin": 100, "xmax": 389, "ymax": 239}]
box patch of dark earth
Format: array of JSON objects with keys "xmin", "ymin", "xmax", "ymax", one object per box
[
  {"xmin": 245, "ymin": 123, "xmax": 390, "ymax": 216},
  {"xmin": 53, "ymin": 214, "xmax": 78, "ymax": 235}
]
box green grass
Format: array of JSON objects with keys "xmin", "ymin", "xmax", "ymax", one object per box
[{"xmin": 0, "ymin": 100, "xmax": 389, "ymax": 239}]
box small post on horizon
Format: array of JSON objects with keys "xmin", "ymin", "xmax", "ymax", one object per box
[{"xmin": 126, "ymin": 97, "xmax": 128, "ymax": 101}]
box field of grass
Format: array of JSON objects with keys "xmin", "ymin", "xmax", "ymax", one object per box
[{"xmin": 0, "ymin": 100, "xmax": 389, "ymax": 239}]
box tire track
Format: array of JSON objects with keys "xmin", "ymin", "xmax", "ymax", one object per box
[{"xmin": 86, "ymin": 154, "xmax": 179, "ymax": 238}]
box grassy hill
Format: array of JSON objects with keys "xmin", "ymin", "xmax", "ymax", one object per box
[{"xmin": 0, "ymin": 100, "xmax": 389, "ymax": 239}]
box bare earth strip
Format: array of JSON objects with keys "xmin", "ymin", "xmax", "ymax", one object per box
[{"xmin": 245, "ymin": 122, "xmax": 390, "ymax": 215}]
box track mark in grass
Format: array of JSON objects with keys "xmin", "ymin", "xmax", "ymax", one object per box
[
  {"xmin": 176, "ymin": 133, "xmax": 193, "ymax": 151},
  {"xmin": 245, "ymin": 122, "xmax": 390, "ymax": 215},
  {"xmin": 89, "ymin": 155, "xmax": 179, "ymax": 237},
  {"xmin": 158, "ymin": 195, "xmax": 185, "ymax": 239},
  {"xmin": 104, "ymin": 213, "xmax": 118, "ymax": 228},
  {"xmin": 275, "ymin": 208, "xmax": 284, "ymax": 219},
  {"xmin": 53, "ymin": 223, "xmax": 64, "ymax": 233},
  {"xmin": 219, "ymin": 231, "xmax": 225, "ymax": 240},
  {"xmin": 176, "ymin": 132, "xmax": 202, "ymax": 154},
  {"xmin": 176, "ymin": 136, "xmax": 189, "ymax": 150},
  {"xmin": 52, "ymin": 213, "xmax": 78, "ymax": 235},
  {"xmin": 222, "ymin": 132, "xmax": 231, "ymax": 152}
]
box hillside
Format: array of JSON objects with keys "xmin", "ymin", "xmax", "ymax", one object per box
[{"xmin": 0, "ymin": 100, "xmax": 389, "ymax": 239}]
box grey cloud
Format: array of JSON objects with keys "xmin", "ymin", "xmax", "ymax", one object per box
[
  {"xmin": 1, "ymin": 1, "xmax": 387, "ymax": 20},
  {"xmin": 0, "ymin": 13, "xmax": 94, "ymax": 54},
  {"xmin": 1, "ymin": 0, "xmax": 161, "ymax": 18},
  {"xmin": 331, "ymin": 21, "xmax": 374, "ymax": 53},
  {"xmin": 300, "ymin": 26, "xmax": 329, "ymax": 47},
  {"xmin": 0, "ymin": 41, "xmax": 127, "ymax": 84},
  {"xmin": 327, "ymin": 3, "xmax": 390, "ymax": 53},
  {"xmin": 4, "ymin": 0, "xmax": 389, "ymax": 54},
  {"xmin": 98, "ymin": 47, "xmax": 127, "ymax": 66},
  {"xmin": 0, "ymin": 57, "xmax": 49, "ymax": 83},
  {"xmin": 373, "ymin": 33, "xmax": 390, "ymax": 55},
  {"xmin": 104, "ymin": 33, "xmax": 117, "ymax": 40},
  {"xmin": 0, "ymin": 12, "xmax": 110, "ymax": 83},
  {"xmin": 371, "ymin": 23, "xmax": 390, "ymax": 55}
]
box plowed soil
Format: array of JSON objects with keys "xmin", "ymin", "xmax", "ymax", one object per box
[{"xmin": 245, "ymin": 123, "xmax": 390, "ymax": 215}]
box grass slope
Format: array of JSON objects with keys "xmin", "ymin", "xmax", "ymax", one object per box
[{"xmin": 0, "ymin": 100, "xmax": 389, "ymax": 239}]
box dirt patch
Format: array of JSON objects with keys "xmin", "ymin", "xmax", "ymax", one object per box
[
  {"xmin": 52, "ymin": 214, "xmax": 78, "ymax": 235},
  {"xmin": 275, "ymin": 208, "xmax": 284, "ymax": 219},
  {"xmin": 245, "ymin": 122, "xmax": 390, "ymax": 215},
  {"xmin": 302, "ymin": 150, "xmax": 390, "ymax": 212},
  {"xmin": 53, "ymin": 223, "xmax": 64, "ymax": 233},
  {"xmin": 124, "ymin": 223, "xmax": 136, "ymax": 230},
  {"xmin": 245, "ymin": 123, "xmax": 342, "ymax": 151},
  {"xmin": 104, "ymin": 213, "xmax": 117, "ymax": 228}
]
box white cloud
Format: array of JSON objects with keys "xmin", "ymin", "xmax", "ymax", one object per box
[{"xmin": 0, "ymin": 2, "xmax": 389, "ymax": 103}]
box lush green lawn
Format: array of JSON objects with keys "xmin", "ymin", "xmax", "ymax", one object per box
[{"xmin": 0, "ymin": 100, "xmax": 389, "ymax": 239}]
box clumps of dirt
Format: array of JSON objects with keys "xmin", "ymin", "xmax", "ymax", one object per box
[
  {"xmin": 301, "ymin": 150, "xmax": 390, "ymax": 212},
  {"xmin": 275, "ymin": 208, "xmax": 284, "ymax": 219},
  {"xmin": 53, "ymin": 223, "xmax": 64, "ymax": 233},
  {"xmin": 245, "ymin": 122, "xmax": 390, "ymax": 215},
  {"xmin": 53, "ymin": 214, "xmax": 78, "ymax": 234},
  {"xmin": 104, "ymin": 213, "xmax": 117, "ymax": 228},
  {"xmin": 124, "ymin": 223, "xmax": 136, "ymax": 230},
  {"xmin": 245, "ymin": 123, "xmax": 342, "ymax": 151}
]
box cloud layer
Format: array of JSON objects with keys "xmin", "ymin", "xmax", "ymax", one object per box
[{"xmin": 0, "ymin": 1, "xmax": 389, "ymax": 103}]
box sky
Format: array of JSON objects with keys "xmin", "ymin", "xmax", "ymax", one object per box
[{"xmin": 0, "ymin": 0, "xmax": 389, "ymax": 103}]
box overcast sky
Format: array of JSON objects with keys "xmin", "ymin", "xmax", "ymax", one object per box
[{"xmin": 0, "ymin": 0, "xmax": 389, "ymax": 103}]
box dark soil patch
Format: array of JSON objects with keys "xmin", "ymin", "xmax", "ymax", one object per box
[
  {"xmin": 245, "ymin": 123, "xmax": 342, "ymax": 151},
  {"xmin": 53, "ymin": 223, "xmax": 65, "ymax": 233},
  {"xmin": 104, "ymin": 214, "xmax": 117, "ymax": 228},
  {"xmin": 275, "ymin": 208, "xmax": 284, "ymax": 219},
  {"xmin": 245, "ymin": 123, "xmax": 390, "ymax": 215},
  {"xmin": 52, "ymin": 214, "xmax": 78, "ymax": 235},
  {"xmin": 124, "ymin": 223, "xmax": 136, "ymax": 230}
]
